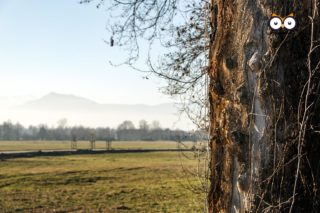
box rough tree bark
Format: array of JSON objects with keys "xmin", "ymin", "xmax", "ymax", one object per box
[{"xmin": 208, "ymin": 0, "xmax": 320, "ymax": 212}]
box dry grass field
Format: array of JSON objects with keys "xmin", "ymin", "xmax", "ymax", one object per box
[
  {"xmin": 0, "ymin": 150, "xmax": 205, "ymax": 212},
  {"xmin": 0, "ymin": 140, "xmax": 195, "ymax": 152}
]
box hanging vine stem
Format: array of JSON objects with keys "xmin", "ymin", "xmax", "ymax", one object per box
[{"xmin": 290, "ymin": 0, "xmax": 319, "ymax": 212}]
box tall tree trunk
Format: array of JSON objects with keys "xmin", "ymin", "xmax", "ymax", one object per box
[{"xmin": 208, "ymin": 0, "xmax": 320, "ymax": 212}]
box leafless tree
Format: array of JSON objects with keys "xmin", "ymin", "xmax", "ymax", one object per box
[{"xmin": 81, "ymin": 0, "xmax": 320, "ymax": 212}]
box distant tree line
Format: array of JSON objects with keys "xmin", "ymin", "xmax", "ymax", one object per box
[{"xmin": 0, "ymin": 120, "xmax": 205, "ymax": 141}]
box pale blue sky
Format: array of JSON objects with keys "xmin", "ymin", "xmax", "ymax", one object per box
[{"xmin": 0, "ymin": 0, "xmax": 172, "ymax": 105}]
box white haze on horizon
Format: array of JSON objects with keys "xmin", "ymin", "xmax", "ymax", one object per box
[{"xmin": 0, "ymin": 93, "xmax": 195, "ymax": 131}]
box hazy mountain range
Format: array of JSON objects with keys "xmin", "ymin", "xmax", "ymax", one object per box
[{"xmin": 0, "ymin": 93, "xmax": 193, "ymax": 130}]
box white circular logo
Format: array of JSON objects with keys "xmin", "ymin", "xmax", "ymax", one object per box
[
  {"xmin": 284, "ymin": 17, "xmax": 296, "ymax": 30},
  {"xmin": 270, "ymin": 17, "xmax": 282, "ymax": 30}
]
